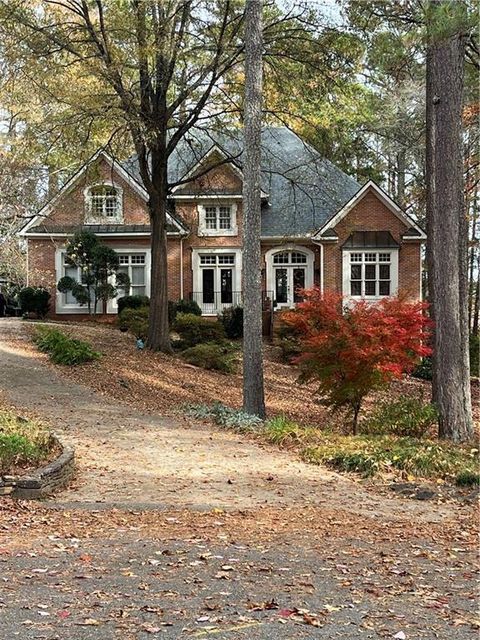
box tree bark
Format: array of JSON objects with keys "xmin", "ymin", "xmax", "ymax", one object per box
[
  {"xmin": 396, "ymin": 148, "xmax": 406, "ymax": 208},
  {"xmin": 147, "ymin": 146, "xmax": 173, "ymax": 353},
  {"xmin": 426, "ymin": 0, "xmax": 473, "ymax": 442},
  {"xmin": 242, "ymin": 0, "xmax": 265, "ymax": 418}
]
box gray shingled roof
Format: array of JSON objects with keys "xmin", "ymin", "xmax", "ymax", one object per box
[{"xmin": 123, "ymin": 127, "xmax": 360, "ymax": 238}]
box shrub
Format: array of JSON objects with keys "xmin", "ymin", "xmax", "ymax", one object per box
[
  {"xmin": 180, "ymin": 342, "xmax": 237, "ymax": 373},
  {"xmin": 117, "ymin": 295, "xmax": 150, "ymax": 314},
  {"xmin": 173, "ymin": 313, "xmax": 225, "ymax": 349},
  {"xmin": 470, "ymin": 333, "xmax": 479, "ymax": 376},
  {"xmin": 175, "ymin": 298, "xmax": 202, "ymax": 317},
  {"xmin": 412, "ymin": 335, "xmax": 478, "ymax": 380},
  {"xmin": 362, "ymin": 398, "xmax": 438, "ymax": 439},
  {"xmin": 18, "ymin": 287, "xmax": 51, "ymax": 318},
  {"xmin": 118, "ymin": 306, "xmax": 149, "ymax": 339},
  {"xmin": 276, "ymin": 314, "xmax": 302, "ymax": 363},
  {"xmin": 33, "ymin": 326, "xmax": 100, "ymax": 365},
  {"xmin": 412, "ymin": 356, "xmax": 433, "ymax": 381},
  {"xmin": 184, "ymin": 402, "xmax": 263, "ymax": 432},
  {"xmin": 220, "ymin": 306, "xmax": 243, "ymax": 339},
  {"xmin": 283, "ymin": 290, "xmax": 432, "ymax": 433}
]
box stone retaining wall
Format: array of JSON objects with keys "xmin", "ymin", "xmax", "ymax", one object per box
[{"xmin": 0, "ymin": 437, "xmax": 74, "ymax": 499}]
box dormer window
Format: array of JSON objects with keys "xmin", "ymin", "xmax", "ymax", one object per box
[
  {"xmin": 85, "ymin": 184, "xmax": 123, "ymax": 223},
  {"xmin": 198, "ymin": 203, "xmax": 237, "ymax": 236}
]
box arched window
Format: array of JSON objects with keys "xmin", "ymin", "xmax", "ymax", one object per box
[{"xmin": 85, "ymin": 184, "xmax": 123, "ymax": 222}]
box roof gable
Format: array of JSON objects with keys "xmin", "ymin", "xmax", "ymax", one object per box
[
  {"xmin": 20, "ymin": 150, "xmax": 187, "ymax": 236},
  {"xmin": 312, "ymin": 181, "xmax": 426, "ymax": 241}
]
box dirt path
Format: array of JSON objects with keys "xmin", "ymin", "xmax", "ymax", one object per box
[{"xmin": 0, "ymin": 319, "xmax": 461, "ymax": 523}]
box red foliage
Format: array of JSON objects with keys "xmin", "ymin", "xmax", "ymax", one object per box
[{"xmin": 283, "ymin": 289, "xmax": 432, "ymax": 432}]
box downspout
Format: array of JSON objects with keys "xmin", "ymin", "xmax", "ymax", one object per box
[
  {"xmin": 25, "ymin": 240, "xmax": 29, "ymax": 286},
  {"xmin": 179, "ymin": 237, "xmax": 184, "ymax": 300}
]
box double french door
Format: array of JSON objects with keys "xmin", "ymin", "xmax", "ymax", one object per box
[{"xmin": 274, "ymin": 266, "xmax": 306, "ymax": 307}]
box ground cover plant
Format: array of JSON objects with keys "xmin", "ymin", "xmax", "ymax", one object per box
[
  {"xmin": 0, "ymin": 407, "xmax": 54, "ymax": 474},
  {"xmin": 283, "ymin": 290, "xmax": 432, "ymax": 433},
  {"xmin": 302, "ymin": 434, "xmax": 480, "ymax": 485},
  {"xmin": 33, "ymin": 326, "xmax": 100, "ymax": 365}
]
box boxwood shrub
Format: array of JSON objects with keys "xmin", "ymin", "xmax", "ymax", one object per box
[
  {"xmin": 173, "ymin": 313, "xmax": 225, "ymax": 349},
  {"xmin": 117, "ymin": 295, "xmax": 150, "ymax": 314},
  {"xmin": 180, "ymin": 342, "xmax": 237, "ymax": 373},
  {"xmin": 220, "ymin": 306, "xmax": 243, "ymax": 339},
  {"xmin": 18, "ymin": 287, "xmax": 51, "ymax": 318},
  {"xmin": 118, "ymin": 306, "xmax": 149, "ymax": 340}
]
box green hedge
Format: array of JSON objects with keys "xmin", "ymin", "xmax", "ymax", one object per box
[
  {"xmin": 173, "ymin": 313, "xmax": 225, "ymax": 349},
  {"xmin": 180, "ymin": 342, "xmax": 237, "ymax": 373},
  {"xmin": 118, "ymin": 306, "xmax": 149, "ymax": 340},
  {"xmin": 18, "ymin": 287, "xmax": 51, "ymax": 318}
]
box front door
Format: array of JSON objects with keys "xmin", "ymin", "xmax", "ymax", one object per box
[{"xmin": 274, "ymin": 265, "xmax": 306, "ymax": 308}]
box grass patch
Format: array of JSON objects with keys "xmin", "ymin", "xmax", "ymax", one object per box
[
  {"xmin": 263, "ymin": 415, "xmax": 317, "ymax": 446},
  {"xmin": 34, "ymin": 326, "xmax": 100, "ymax": 365},
  {"xmin": 0, "ymin": 408, "xmax": 53, "ymax": 474},
  {"xmin": 302, "ymin": 434, "xmax": 480, "ymax": 484}
]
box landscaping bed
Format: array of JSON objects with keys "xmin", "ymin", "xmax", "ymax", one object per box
[
  {"xmin": 0, "ymin": 405, "xmax": 59, "ymax": 477},
  {"xmin": 0, "ymin": 403, "xmax": 74, "ymax": 498}
]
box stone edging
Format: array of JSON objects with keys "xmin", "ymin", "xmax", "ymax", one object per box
[{"xmin": 0, "ymin": 436, "xmax": 75, "ymax": 499}]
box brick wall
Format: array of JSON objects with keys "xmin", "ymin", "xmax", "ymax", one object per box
[
  {"xmin": 44, "ymin": 156, "xmax": 149, "ymax": 227},
  {"xmin": 321, "ymin": 188, "xmax": 422, "ymax": 299}
]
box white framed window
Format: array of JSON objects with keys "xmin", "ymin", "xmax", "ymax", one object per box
[
  {"xmin": 198, "ymin": 203, "xmax": 238, "ymax": 236},
  {"xmin": 85, "ymin": 183, "xmax": 123, "ymax": 223},
  {"xmin": 117, "ymin": 253, "xmax": 147, "ymax": 297},
  {"xmin": 343, "ymin": 250, "xmax": 398, "ymax": 299},
  {"xmin": 62, "ymin": 258, "xmax": 83, "ymax": 306}
]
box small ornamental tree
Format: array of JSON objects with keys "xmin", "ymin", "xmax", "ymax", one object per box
[
  {"xmin": 283, "ymin": 289, "xmax": 433, "ymax": 433},
  {"xmin": 57, "ymin": 231, "xmax": 130, "ymax": 315}
]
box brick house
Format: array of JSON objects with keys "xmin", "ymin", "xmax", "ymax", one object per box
[{"xmin": 20, "ymin": 127, "xmax": 425, "ymax": 317}]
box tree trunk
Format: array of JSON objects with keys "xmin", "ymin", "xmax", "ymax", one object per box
[
  {"xmin": 426, "ymin": 0, "xmax": 473, "ymax": 442},
  {"xmin": 396, "ymin": 148, "xmax": 406, "ymax": 208},
  {"xmin": 147, "ymin": 147, "xmax": 173, "ymax": 353},
  {"xmin": 242, "ymin": 0, "xmax": 265, "ymax": 419}
]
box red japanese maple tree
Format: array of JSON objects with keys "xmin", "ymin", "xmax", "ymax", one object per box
[{"xmin": 283, "ymin": 289, "xmax": 432, "ymax": 433}]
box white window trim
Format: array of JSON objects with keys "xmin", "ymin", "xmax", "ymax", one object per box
[
  {"xmin": 84, "ymin": 182, "xmax": 124, "ymax": 224},
  {"xmin": 55, "ymin": 247, "xmax": 151, "ymax": 314},
  {"xmin": 55, "ymin": 248, "xmax": 96, "ymax": 314},
  {"xmin": 191, "ymin": 247, "xmax": 242, "ymax": 315},
  {"xmin": 342, "ymin": 249, "xmax": 399, "ymax": 301},
  {"xmin": 107, "ymin": 248, "xmax": 151, "ymax": 313},
  {"xmin": 264, "ymin": 244, "xmax": 315, "ymax": 308},
  {"xmin": 197, "ymin": 203, "xmax": 238, "ymax": 237}
]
